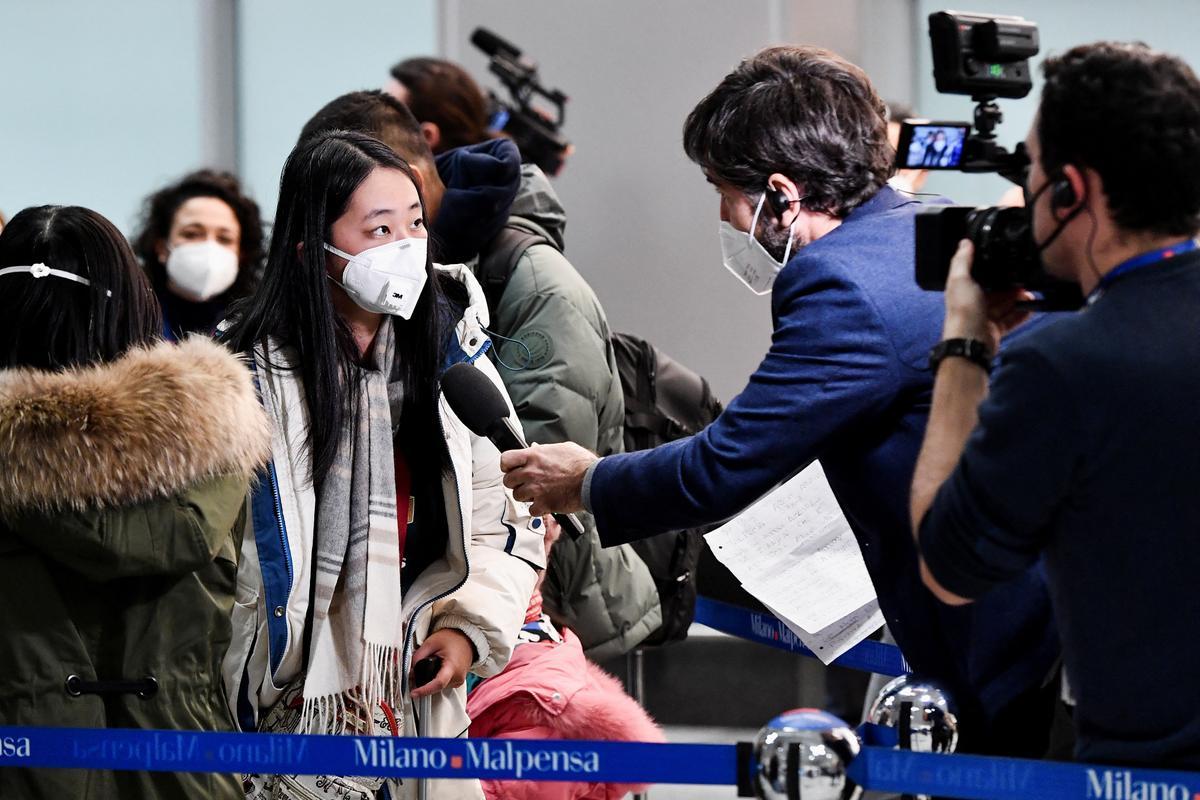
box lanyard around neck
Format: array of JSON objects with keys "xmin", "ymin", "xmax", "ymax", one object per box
[{"xmin": 1088, "ymin": 238, "xmax": 1198, "ymax": 303}]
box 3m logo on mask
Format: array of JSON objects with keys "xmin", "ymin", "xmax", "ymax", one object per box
[
  {"xmin": 324, "ymin": 238, "xmax": 428, "ymax": 319},
  {"xmin": 1085, "ymin": 769, "xmax": 1196, "ymax": 800}
]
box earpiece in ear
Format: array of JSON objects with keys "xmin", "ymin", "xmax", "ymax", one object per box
[
  {"xmin": 767, "ymin": 187, "xmax": 793, "ymax": 217},
  {"xmin": 1050, "ymin": 177, "xmax": 1077, "ymax": 210}
]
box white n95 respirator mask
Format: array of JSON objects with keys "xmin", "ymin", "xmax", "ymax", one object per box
[
  {"xmin": 719, "ymin": 192, "xmax": 798, "ymax": 295},
  {"xmin": 324, "ymin": 237, "xmax": 428, "ymax": 318},
  {"xmin": 165, "ymin": 240, "xmax": 239, "ymax": 301}
]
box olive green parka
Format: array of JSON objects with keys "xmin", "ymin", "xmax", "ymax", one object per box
[
  {"xmin": 484, "ymin": 166, "xmax": 662, "ymax": 658},
  {"xmin": 0, "ymin": 337, "xmax": 270, "ymax": 799}
]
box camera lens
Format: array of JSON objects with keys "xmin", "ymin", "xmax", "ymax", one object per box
[{"xmin": 965, "ymin": 205, "xmax": 1037, "ymax": 289}]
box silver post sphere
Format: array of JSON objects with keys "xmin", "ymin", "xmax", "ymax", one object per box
[
  {"xmin": 866, "ymin": 675, "xmax": 959, "ymax": 754},
  {"xmin": 753, "ymin": 708, "xmax": 862, "ymax": 800}
]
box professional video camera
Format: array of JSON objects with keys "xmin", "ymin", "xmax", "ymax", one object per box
[
  {"xmin": 902, "ymin": 11, "xmax": 1084, "ymax": 310},
  {"xmin": 470, "ymin": 27, "xmax": 571, "ymax": 177}
]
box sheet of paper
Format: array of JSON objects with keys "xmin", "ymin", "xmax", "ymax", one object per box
[
  {"xmin": 763, "ymin": 599, "xmax": 885, "ymax": 665},
  {"xmin": 704, "ymin": 461, "xmax": 878, "ymax": 632}
]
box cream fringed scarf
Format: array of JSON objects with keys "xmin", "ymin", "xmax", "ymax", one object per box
[{"xmin": 301, "ymin": 319, "xmax": 405, "ymax": 734}]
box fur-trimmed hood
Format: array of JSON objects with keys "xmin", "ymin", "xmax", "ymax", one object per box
[{"xmin": 0, "ymin": 337, "xmax": 270, "ymax": 513}]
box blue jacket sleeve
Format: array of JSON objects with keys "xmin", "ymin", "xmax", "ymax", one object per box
[
  {"xmin": 590, "ymin": 256, "xmax": 902, "ymax": 545},
  {"xmin": 918, "ymin": 344, "xmax": 1079, "ymax": 599}
]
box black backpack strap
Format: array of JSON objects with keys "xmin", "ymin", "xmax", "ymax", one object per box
[{"xmin": 477, "ymin": 225, "xmax": 554, "ymax": 323}]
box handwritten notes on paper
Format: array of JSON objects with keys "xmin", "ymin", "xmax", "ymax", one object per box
[{"xmin": 704, "ymin": 461, "xmax": 882, "ymax": 664}]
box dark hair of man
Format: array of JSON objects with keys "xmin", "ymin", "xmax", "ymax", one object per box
[
  {"xmin": 683, "ymin": 45, "xmax": 893, "ymax": 217},
  {"xmin": 222, "ymin": 130, "xmax": 454, "ymax": 488},
  {"xmin": 1038, "ymin": 42, "xmax": 1200, "ymax": 238},
  {"xmin": 389, "ymin": 57, "xmax": 491, "ymax": 152},
  {"xmin": 299, "ymin": 90, "xmax": 434, "ymax": 170},
  {"xmin": 132, "ymin": 169, "xmax": 265, "ymax": 301},
  {"xmin": 0, "ymin": 205, "xmax": 161, "ymax": 371}
]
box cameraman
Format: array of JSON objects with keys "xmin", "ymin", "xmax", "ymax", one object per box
[{"xmin": 912, "ymin": 41, "xmax": 1200, "ymax": 768}]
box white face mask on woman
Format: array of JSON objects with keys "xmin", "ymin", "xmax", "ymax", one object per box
[
  {"xmin": 324, "ymin": 237, "xmax": 428, "ymax": 318},
  {"xmin": 718, "ymin": 191, "xmax": 798, "ymax": 295},
  {"xmin": 165, "ymin": 241, "xmax": 239, "ymax": 301}
]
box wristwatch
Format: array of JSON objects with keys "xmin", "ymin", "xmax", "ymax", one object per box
[{"xmin": 929, "ymin": 338, "xmax": 993, "ymax": 374}]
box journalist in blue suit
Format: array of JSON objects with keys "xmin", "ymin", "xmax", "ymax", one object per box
[{"xmin": 502, "ymin": 45, "xmax": 1059, "ymax": 753}]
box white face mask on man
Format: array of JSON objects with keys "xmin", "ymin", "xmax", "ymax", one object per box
[
  {"xmin": 324, "ymin": 237, "xmax": 428, "ymax": 319},
  {"xmin": 719, "ymin": 190, "xmax": 799, "ymax": 295},
  {"xmin": 165, "ymin": 241, "xmax": 239, "ymax": 301}
]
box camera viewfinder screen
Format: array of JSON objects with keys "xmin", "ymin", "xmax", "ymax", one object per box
[{"xmin": 903, "ymin": 124, "xmax": 969, "ymax": 169}]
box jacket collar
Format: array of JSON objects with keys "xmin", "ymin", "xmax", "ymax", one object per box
[
  {"xmin": 843, "ymin": 185, "xmax": 917, "ymax": 223},
  {"xmin": 0, "ymin": 337, "xmax": 270, "ymax": 513},
  {"xmin": 436, "ymin": 262, "xmax": 493, "ymax": 369}
]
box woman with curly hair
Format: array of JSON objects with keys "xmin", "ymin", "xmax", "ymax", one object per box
[{"xmin": 133, "ymin": 169, "xmax": 265, "ymax": 339}]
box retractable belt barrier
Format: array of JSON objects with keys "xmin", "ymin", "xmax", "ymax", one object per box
[
  {"xmin": 0, "ymin": 726, "xmax": 735, "ymax": 786},
  {"xmin": 693, "ymin": 596, "xmax": 911, "ymax": 677},
  {"xmin": 849, "ymin": 742, "xmax": 1200, "ymax": 800},
  {"xmin": 4, "ymin": 725, "xmax": 1200, "ymax": 798}
]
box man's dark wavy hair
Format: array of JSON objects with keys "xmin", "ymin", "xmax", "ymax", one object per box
[
  {"xmin": 683, "ymin": 45, "xmax": 892, "ymax": 217},
  {"xmin": 1038, "ymin": 42, "xmax": 1200, "ymax": 237}
]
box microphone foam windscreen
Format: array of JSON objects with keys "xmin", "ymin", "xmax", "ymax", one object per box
[
  {"xmin": 440, "ymin": 363, "xmax": 510, "ymax": 436},
  {"xmin": 470, "ymin": 27, "xmax": 517, "ymax": 59}
]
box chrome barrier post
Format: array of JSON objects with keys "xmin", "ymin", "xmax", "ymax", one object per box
[
  {"xmin": 753, "ymin": 709, "xmax": 861, "ymax": 799},
  {"xmin": 628, "ymin": 647, "xmax": 648, "ymax": 800},
  {"xmin": 865, "ymin": 676, "xmax": 959, "ymax": 800}
]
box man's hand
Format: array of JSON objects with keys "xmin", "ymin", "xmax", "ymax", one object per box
[
  {"xmin": 410, "ymin": 628, "xmax": 474, "ymax": 699},
  {"xmin": 500, "ymin": 442, "xmax": 597, "ymax": 516},
  {"xmin": 943, "ymin": 239, "xmax": 1035, "ymax": 353}
]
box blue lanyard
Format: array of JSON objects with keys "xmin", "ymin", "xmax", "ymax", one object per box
[{"xmin": 1094, "ymin": 238, "xmax": 1198, "ymax": 295}]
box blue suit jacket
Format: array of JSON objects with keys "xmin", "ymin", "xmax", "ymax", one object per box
[{"xmin": 592, "ymin": 187, "xmax": 1059, "ymax": 723}]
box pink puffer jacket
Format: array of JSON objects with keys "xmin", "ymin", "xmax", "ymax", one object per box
[{"xmin": 466, "ymin": 629, "xmax": 666, "ymax": 800}]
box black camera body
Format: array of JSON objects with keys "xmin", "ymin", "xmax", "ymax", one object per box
[
  {"xmin": 471, "ymin": 28, "xmax": 571, "ymax": 177},
  {"xmin": 910, "ymin": 11, "xmax": 1084, "ymax": 310},
  {"xmin": 928, "ymin": 11, "xmax": 1039, "ymax": 99}
]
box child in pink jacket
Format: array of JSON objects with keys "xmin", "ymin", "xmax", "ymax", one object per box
[{"xmin": 466, "ymin": 520, "xmax": 666, "ymax": 800}]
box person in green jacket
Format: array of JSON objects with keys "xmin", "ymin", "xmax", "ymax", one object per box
[
  {"xmin": 0, "ymin": 205, "xmax": 271, "ymax": 800},
  {"xmin": 299, "ymin": 90, "xmax": 662, "ymax": 660}
]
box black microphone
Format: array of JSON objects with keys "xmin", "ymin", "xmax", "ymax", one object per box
[
  {"xmin": 470, "ymin": 27, "xmax": 522, "ymax": 61},
  {"xmin": 441, "ymin": 363, "xmax": 585, "ymax": 540}
]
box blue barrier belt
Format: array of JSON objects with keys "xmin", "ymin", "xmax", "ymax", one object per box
[
  {"xmin": 0, "ymin": 726, "xmax": 736, "ymax": 785},
  {"xmin": 6, "ymin": 725, "xmax": 1200, "ymax": 798},
  {"xmin": 849, "ymin": 745, "xmax": 1200, "ymax": 800},
  {"xmin": 693, "ymin": 596, "xmax": 910, "ymax": 677}
]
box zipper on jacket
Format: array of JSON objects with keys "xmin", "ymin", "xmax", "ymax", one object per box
[{"xmin": 269, "ymin": 464, "xmax": 293, "ymax": 586}]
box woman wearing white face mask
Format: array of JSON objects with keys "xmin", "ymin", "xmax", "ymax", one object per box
[
  {"xmin": 133, "ymin": 170, "xmax": 264, "ymax": 340},
  {"xmin": 221, "ymin": 130, "xmax": 544, "ymax": 800}
]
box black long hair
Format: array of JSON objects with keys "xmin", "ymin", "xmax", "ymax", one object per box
[
  {"xmin": 222, "ymin": 130, "xmax": 453, "ymax": 489},
  {"xmin": 0, "ymin": 205, "xmax": 162, "ymax": 371}
]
